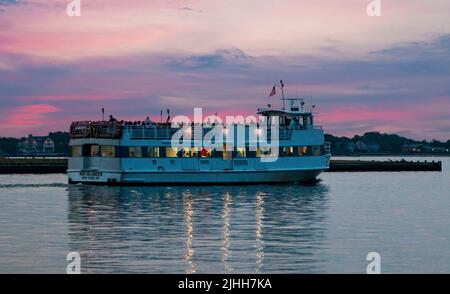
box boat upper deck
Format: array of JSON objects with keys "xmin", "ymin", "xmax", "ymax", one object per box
[
  {"xmin": 69, "ymin": 120, "xmax": 323, "ymax": 141},
  {"xmin": 70, "ymin": 99, "xmax": 322, "ymax": 141}
]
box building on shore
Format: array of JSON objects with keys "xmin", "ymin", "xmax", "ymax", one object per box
[
  {"xmin": 401, "ymin": 143, "xmax": 425, "ymax": 153},
  {"xmin": 17, "ymin": 134, "xmax": 55, "ymax": 155},
  {"xmin": 354, "ymin": 140, "xmax": 381, "ymax": 153},
  {"xmin": 401, "ymin": 143, "xmax": 449, "ymax": 154},
  {"xmin": 423, "ymin": 146, "xmax": 449, "ymax": 153}
]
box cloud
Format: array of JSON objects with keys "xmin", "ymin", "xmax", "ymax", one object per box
[
  {"xmin": 16, "ymin": 104, "xmax": 59, "ymax": 114},
  {"xmin": 1, "ymin": 34, "xmax": 450, "ymax": 140},
  {"xmin": 0, "ymin": 0, "xmax": 19, "ymax": 5},
  {"xmin": 177, "ymin": 6, "xmax": 202, "ymax": 13},
  {"xmin": 0, "ymin": 104, "xmax": 60, "ymax": 136},
  {"xmin": 0, "ymin": 1, "xmax": 450, "ymax": 140},
  {"xmin": 1, "ymin": 0, "xmax": 450, "ymax": 61},
  {"xmin": 168, "ymin": 48, "xmax": 253, "ymax": 70}
]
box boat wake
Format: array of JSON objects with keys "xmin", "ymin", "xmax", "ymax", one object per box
[{"xmin": 0, "ymin": 183, "xmax": 68, "ymax": 189}]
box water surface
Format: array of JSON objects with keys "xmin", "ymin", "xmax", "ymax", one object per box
[{"xmin": 0, "ymin": 157, "xmax": 449, "ymax": 273}]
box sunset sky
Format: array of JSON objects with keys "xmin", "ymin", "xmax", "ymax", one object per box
[{"xmin": 1, "ymin": 0, "xmax": 450, "ymax": 140}]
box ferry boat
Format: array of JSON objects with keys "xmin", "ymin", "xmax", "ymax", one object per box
[{"xmin": 67, "ymin": 97, "xmax": 330, "ymax": 185}]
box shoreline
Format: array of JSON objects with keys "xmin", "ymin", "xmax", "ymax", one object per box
[
  {"xmin": 0, "ymin": 157, "xmax": 442, "ymax": 174},
  {"xmin": 332, "ymin": 154, "xmax": 450, "ymax": 157}
]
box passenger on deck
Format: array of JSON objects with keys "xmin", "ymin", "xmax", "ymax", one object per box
[
  {"xmin": 145, "ymin": 116, "xmax": 151, "ymax": 125},
  {"xmin": 289, "ymin": 118, "xmax": 298, "ymax": 128},
  {"xmin": 109, "ymin": 115, "xmax": 117, "ymax": 122},
  {"xmin": 201, "ymin": 147, "xmax": 208, "ymax": 157}
]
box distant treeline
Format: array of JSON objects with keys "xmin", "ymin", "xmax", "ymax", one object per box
[
  {"xmin": 326, "ymin": 132, "xmax": 450, "ymax": 155},
  {"xmin": 0, "ymin": 131, "xmax": 449, "ymax": 156}
]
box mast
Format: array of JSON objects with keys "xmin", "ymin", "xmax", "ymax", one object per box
[{"xmin": 273, "ymin": 80, "xmax": 285, "ymax": 110}]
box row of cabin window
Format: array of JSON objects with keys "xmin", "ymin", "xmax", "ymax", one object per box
[{"xmin": 71, "ymin": 145, "xmax": 323, "ymax": 158}]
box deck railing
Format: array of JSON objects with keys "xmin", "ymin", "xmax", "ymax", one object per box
[
  {"xmin": 70, "ymin": 121, "xmax": 123, "ymax": 139},
  {"xmin": 70, "ymin": 121, "xmax": 323, "ymax": 140},
  {"xmin": 125, "ymin": 124, "xmax": 323, "ymax": 140}
]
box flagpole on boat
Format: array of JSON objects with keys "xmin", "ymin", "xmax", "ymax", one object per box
[{"xmin": 269, "ymin": 80, "xmax": 286, "ymax": 110}]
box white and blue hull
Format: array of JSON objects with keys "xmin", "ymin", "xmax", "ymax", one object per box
[
  {"xmin": 68, "ymin": 156, "xmax": 330, "ymax": 185},
  {"xmin": 121, "ymin": 169, "xmax": 325, "ymax": 184},
  {"xmin": 68, "ymin": 169, "xmax": 327, "ymax": 185}
]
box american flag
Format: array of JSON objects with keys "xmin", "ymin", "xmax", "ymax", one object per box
[{"xmin": 269, "ymin": 86, "xmax": 276, "ymax": 97}]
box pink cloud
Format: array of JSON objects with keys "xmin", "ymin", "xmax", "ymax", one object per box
[
  {"xmin": 7, "ymin": 104, "xmax": 59, "ymax": 124},
  {"xmin": 322, "ymin": 107, "xmax": 414, "ymax": 124},
  {"xmin": 0, "ymin": 104, "xmax": 60, "ymax": 136},
  {"xmin": 1, "ymin": 0, "xmax": 449, "ymax": 64},
  {"xmin": 318, "ymin": 98, "xmax": 450, "ymax": 140},
  {"xmin": 15, "ymin": 104, "xmax": 60, "ymax": 113}
]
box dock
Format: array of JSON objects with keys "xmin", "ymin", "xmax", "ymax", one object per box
[
  {"xmin": 0, "ymin": 157, "xmax": 443, "ymax": 174},
  {"xmin": 328, "ymin": 159, "xmax": 442, "ymax": 172},
  {"xmin": 0, "ymin": 158, "xmax": 68, "ymax": 174}
]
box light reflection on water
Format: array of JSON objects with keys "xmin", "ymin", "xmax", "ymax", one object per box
[
  {"xmin": 183, "ymin": 192, "xmax": 195, "ymax": 274},
  {"xmin": 66, "ymin": 183, "xmax": 329, "ymax": 274}
]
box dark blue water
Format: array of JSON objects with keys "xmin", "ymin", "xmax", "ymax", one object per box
[{"xmin": 0, "ymin": 157, "xmax": 449, "ymax": 273}]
